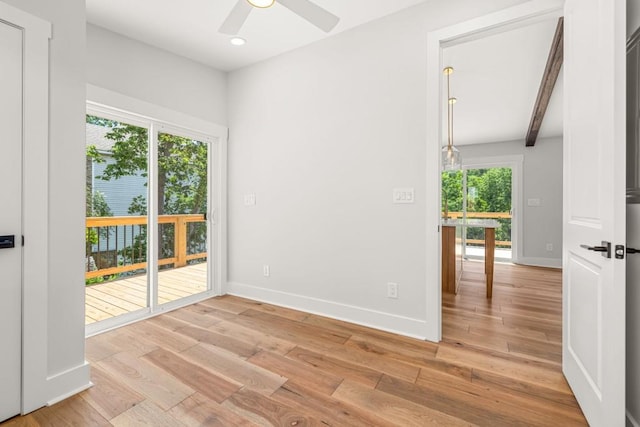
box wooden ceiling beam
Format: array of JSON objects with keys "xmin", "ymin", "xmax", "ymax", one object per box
[{"xmin": 525, "ymin": 17, "xmax": 564, "ymax": 147}]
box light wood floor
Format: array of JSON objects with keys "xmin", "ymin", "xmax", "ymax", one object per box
[
  {"xmin": 86, "ymin": 263, "xmax": 207, "ymax": 324},
  {"xmin": 3, "ymin": 261, "xmax": 587, "ymax": 426}
]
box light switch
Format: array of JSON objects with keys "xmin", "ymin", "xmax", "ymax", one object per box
[
  {"xmin": 393, "ymin": 188, "xmax": 415, "ymax": 204},
  {"xmin": 527, "ymin": 198, "xmax": 541, "ymax": 207}
]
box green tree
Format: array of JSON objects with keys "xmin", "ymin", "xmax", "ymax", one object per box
[
  {"xmin": 86, "ymin": 115, "xmax": 208, "ymax": 216},
  {"xmin": 85, "ymin": 115, "xmax": 208, "ymax": 268}
]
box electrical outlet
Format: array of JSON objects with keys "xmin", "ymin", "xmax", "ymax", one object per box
[
  {"xmin": 546, "ymin": 243, "xmax": 553, "ymax": 252},
  {"xmin": 387, "ymin": 282, "xmax": 398, "ymax": 299},
  {"xmin": 263, "ymin": 265, "xmax": 270, "ymax": 277}
]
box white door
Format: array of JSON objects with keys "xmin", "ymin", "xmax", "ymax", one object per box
[
  {"xmin": 0, "ymin": 19, "xmax": 23, "ymax": 422},
  {"xmin": 563, "ymin": 0, "xmax": 626, "ymax": 425}
]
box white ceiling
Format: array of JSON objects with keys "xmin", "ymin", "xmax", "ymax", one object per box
[
  {"xmin": 86, "ymin": 0, "xmax": 564, "ymax": 145},
  {"xmin": 86, "ymin": 0, "xmax": 429, "ymax": 71},
  {"xmin": 443, "ymin": 17, "xmax": 564, "ymax": 145}
]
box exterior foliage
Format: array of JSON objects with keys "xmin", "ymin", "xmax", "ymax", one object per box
[{"xmin": 442, "ymin": 168, "xmax": 512, "ymax": 246}]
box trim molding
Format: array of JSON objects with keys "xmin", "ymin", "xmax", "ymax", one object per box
[
  {"xmin": 516, "ymin": 257, "xmax": 562, "ymax": 269},
  {"xmin": 227, "ymin": 282, "xmax": 428, "ymax": 340},
  {"xmin": 45, "ymin": 362, "xmax": 92, "ymax": 407}
]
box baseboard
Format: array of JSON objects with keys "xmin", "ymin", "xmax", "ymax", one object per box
[
  {"xmin": 628, "ymin": 410, "xmax": 640, "ymax": 427},
  {"xmin": 515, "ymin": 257, "xmax": 562, "ymax": 269},
  {"xmin": 227, "ymin": 281, "xmax": 429, "ymax": 340},
  {"xmin": 45, "ymin": 361, "xmax": 92, "ymax": 407}
]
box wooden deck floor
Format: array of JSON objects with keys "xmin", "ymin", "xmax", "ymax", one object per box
[
  {"xmin": 85, "ymin": 263, "xmax": 207, "ymax": 324},
  {"xmin": 4, "ymin": 261, "xmax": 587, "ymax": 426}
]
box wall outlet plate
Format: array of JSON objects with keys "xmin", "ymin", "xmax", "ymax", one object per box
[{"xmin": 387, "ymin": 282, "xmax": 398, "ymax": 298}]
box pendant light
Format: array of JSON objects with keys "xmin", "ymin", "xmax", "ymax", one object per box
[
  {"xmin": 442, "ymin": 66, "xmax": 461, "ymax": 171},
  {"xmin": 247, "ymin": 0, "xmax": 275, "ymax": 8}
]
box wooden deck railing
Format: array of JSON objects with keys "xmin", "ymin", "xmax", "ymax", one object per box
[
  {"xmin": 85, "ymin": 214, "xmax": 206, "ymax": 279},
  {"xmin": 443, "ymin": 211, "xmax": 512, "ymax": 247}
]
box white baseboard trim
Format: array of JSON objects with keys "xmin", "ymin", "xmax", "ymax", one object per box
[
  {"xmin": 45, "ymin": 361, "xmax": 92, "ymax": 407},
  {"xmin": 227, "ymin": 281, "xmax": 428, "ymax": 340},
  {"xmin": 515, "ymin": 257, "xmax": 562, "ymax": 269},
  {"xmin": 628, "ymin": 410, "xmax": 640, "ymax": 427}
]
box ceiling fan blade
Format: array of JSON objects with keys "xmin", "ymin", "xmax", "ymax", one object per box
[
  {"xmin": 277, "ymin": 0, "xmax": 340, "ymax": 33},
  {"xmin": 219, "ymin": 0, "xmax": 253, "ymax": 35}
]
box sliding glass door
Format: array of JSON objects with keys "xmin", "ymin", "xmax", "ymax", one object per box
[
  {"xmin": 442, "ymin": 164, "xmax": 515, "ymax": 262},
  {"xmin": 156, "ymin": 129, "xmax": 210, "ymax": 306},
  {"xmin": 85, "ymin": 109, "xmax": 217, "ymax": 332}
]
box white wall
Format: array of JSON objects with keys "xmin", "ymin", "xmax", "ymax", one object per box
[
  {"xmin": 227, "ymin": 0, "xmax": 528, "ymax": 338},
  {"xmin": 457, "ymin": 137, "xmax": 563, "ymax": 268},
  {"xmin": 2, "ymin": 0, "xmax": 90, "ymax": 408},
  {"xmin": 87, "ymin": 24, "xmax": 227, "ymax": 126}
]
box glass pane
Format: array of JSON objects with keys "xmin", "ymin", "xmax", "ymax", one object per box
[
  {"xmin": 157, "ymin": 132, "xmax": 208, "ymax": 304},
  {"xmin": 85, "ymin": 114, "xmax": 149, "ymax": 325},
  {"xmin": 465, "ymin": 167, "xmax": 512, "ymax": 260}
]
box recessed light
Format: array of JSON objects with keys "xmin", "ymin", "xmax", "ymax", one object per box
[{"xmin": 230, "ymin": 37, "xmax": 246, "ymax": 46}]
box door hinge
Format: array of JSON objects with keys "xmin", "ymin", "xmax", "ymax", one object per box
[{"xmin": 22, "ymin": 235, "xmax": 24, "ymax": 246}]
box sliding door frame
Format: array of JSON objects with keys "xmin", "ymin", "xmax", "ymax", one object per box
[{"xmin": 85, "ymin": 90, "xmax": 227, "ymax": 336}]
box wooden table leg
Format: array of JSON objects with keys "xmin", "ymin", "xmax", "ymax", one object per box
[
  {"xmin": 485, "ymin": 227, "xmax": 495, "ymax": 298},
  {"xmin": 441, "ymin": 226, "xmax": 456, "ymax": 294}
]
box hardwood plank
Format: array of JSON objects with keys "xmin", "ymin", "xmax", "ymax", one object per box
[
  {"xmin": 285, "ymin": 346, "xmax": 383, "ymax": 388},
  {"xmin": 271, "ymin": 380, "xmax": 388, "ymax": 427},
  {"xmin": 385, "ymin": 373, "xmax": 584, "ymax": 426},
  {"xmin": 111, "ymin": 400, "xmax": 186, "ymax": 427},
  {"xmin": 80, "ymin": 364, "xmax": 145, "ymax": 420},
  {"xmin": 286, "ymin": 340, "xmax": 421, "ymax": 384},
  {"xmin": 221, "ymin": 388, "xmax": 322, "ymax": 426},
  {"xmin": 143, "ymin": 348, "xmax": 241, "ymax": 403},
  {"xmin": 436, "ymin": 341, "xmax": 570, "ymax": 393},
  {"xmin": 176, "ymin": 325, "xmax": 259, "ymax": 358},
  {"xmin": 469, "ymin": 367, "xmax": 581, "ymax": 410},
  {"xmin": 0, "ymin": 415, "xmax": 40, "ymax": 427},
  {"xmin": 332, "ymin": 379, "xmax": 473, "ymax": 426},
  {"xmin": 181, "ymin": 343, "xmax": 287, "ymax": 395},
  {"xmin": 220, "ymin": 295, "xmax": 310, "ymax": 321},
  {"xmin": 248, "ymin": 350, "xmax": 343, "ymax": 395},
  {"xmin": 167, "ymin": 393, "xmax": 259, "ymax": 427},
  {"xmin": 239, "ymin": 309, "xmax": 351, "ymax": 345},
  {"xmin": 164, "ymin": 306, "xmax": 222, "ymax": 329},
  {"xmin": 128, "ymin": 320, "xmax": 199, "ymax": 353},
  {"xmin": 29, "ymin": 395, "xmax": 110, "ymax": 427},
  {"xmin": 344, "ymin": 333, "xmax": 439, "ymax": 368},
  {"xmin": 96, "ymin": 351, "xmax": 194, "ymax": 411},
  {"xmin": 208, "ymin": 320, "xmax": 297, "ymax": 355}
]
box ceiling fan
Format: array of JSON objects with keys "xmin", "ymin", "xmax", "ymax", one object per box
[{"xmin": 219, "ymin": 0, "xmax": 340, "ymax": 35}]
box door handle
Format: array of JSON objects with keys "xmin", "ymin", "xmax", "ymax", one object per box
[
  {"xmin": 580, "ymin": 241, "xmax": 611, "ymax": 258},
  {"xmin": 0, "ymin": 235, "xmax": 15, "ymax": 249}
]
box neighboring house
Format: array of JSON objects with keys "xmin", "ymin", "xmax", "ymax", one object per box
[{"xmin": 86, "ymin": 122, "xmax": 147, "ymax": 217}]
